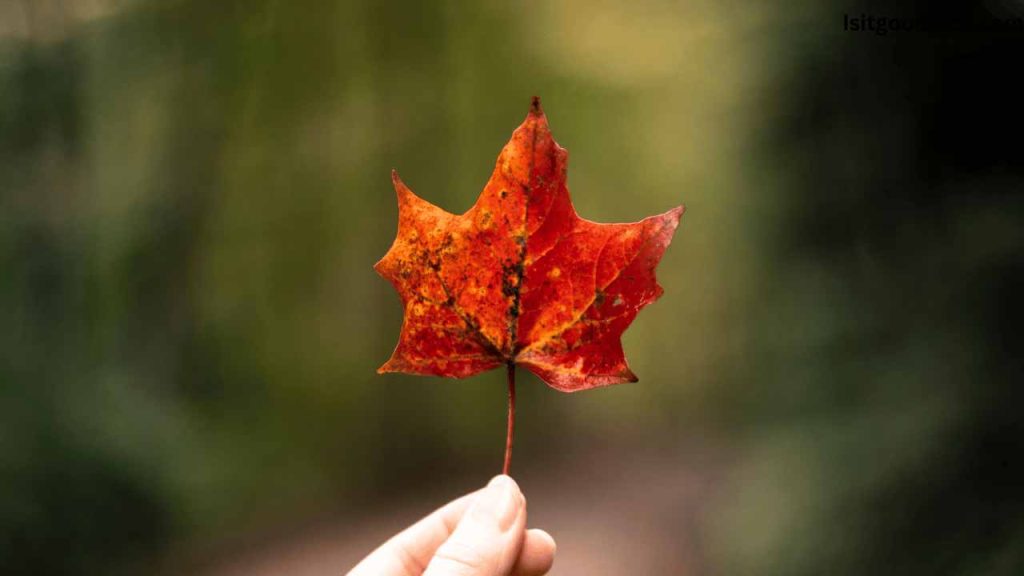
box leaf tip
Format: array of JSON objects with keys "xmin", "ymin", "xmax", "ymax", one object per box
[
  {"xmin": 530, "ymin": 95, "xmax": 543, "ymax": 116},
  {"xmin": 658, "ymin": 205, "xmax": 686, "ymax": 235},
  {"xmin": 669, "ymin": 204, "xmax": 686, "ymax": 223},
  {"xmin": 391, "ymin": 169, "xmax": 411, "ymax": 202},
  {"xmin": 377, "ymin": 358, "xmax": 400, "ymax": 374}
]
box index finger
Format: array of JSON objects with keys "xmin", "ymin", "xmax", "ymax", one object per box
[{"xmin": 346, "ymin": 488, "xmax": 484, "ymax": 576}]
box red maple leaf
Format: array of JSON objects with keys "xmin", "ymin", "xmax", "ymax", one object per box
[{"xmin": 376, "ymin": 97, "xmax": 683, "ymax": 472}]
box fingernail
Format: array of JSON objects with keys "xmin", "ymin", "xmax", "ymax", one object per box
[{"xmin": 474, "ymin": 475, "xmax": 519, "ymax": 531}]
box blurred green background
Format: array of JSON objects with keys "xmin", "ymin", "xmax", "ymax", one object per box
[{"xmin": 2, "ymin": 0, "xmax": 1021, "ymax": 574}]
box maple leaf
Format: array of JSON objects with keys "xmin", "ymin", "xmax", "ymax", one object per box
[{"xmin": 375, "ymin": 97, "xmax": 684, "ymax": 392}]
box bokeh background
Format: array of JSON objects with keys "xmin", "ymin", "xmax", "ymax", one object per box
[{"xmin": 2, "ymin": 0, "xmax": 1022, "ymax": 574}]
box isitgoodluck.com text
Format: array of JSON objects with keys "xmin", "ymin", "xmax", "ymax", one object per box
[{"xmin": 843, "ymin": 13, "xmax": 1024, "ymax": 35}]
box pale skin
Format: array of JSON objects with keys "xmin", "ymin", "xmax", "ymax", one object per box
[{"xmin": 347, "ymin": 476, "xmax": 556, "ymax": 576}]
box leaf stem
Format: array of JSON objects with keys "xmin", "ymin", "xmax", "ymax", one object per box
[{"xmin": 503, "ymin": 362, "xmax": 516, "ymax": 476}]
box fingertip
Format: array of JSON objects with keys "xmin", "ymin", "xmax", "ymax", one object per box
[
  {"xmin": 488, "ymin": 474, "xmax": 520, "ymax": 491},
  {"xmin": 512, "ymin": 528, "xmax": 557, "ymax": 576},
  {"xmin": 529, "ymin": 528, "xmax": 556, "ymax": 555}
]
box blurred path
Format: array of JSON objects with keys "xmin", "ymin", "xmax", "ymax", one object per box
[{"xmin": 186, "ymin": 443, "xmax": 718, "ymax": 576}]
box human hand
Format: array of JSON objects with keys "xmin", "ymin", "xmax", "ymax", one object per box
[{"xmin": 346, "ymin": 475, "xmax": 556, "ymax": 576}]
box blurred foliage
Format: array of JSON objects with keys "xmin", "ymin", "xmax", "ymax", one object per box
[
  {"xmin": 707, "ymin": 2, "xmax": 1024, "ymax": 574},
  {"xmin": 1, "ymin": 0, "xmax": 1021, "ymax": 574}
]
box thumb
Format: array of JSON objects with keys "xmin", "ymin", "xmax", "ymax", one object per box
[{"xmin": 423, "ymin": 475, "xmax": 526, "ymax": 576}]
